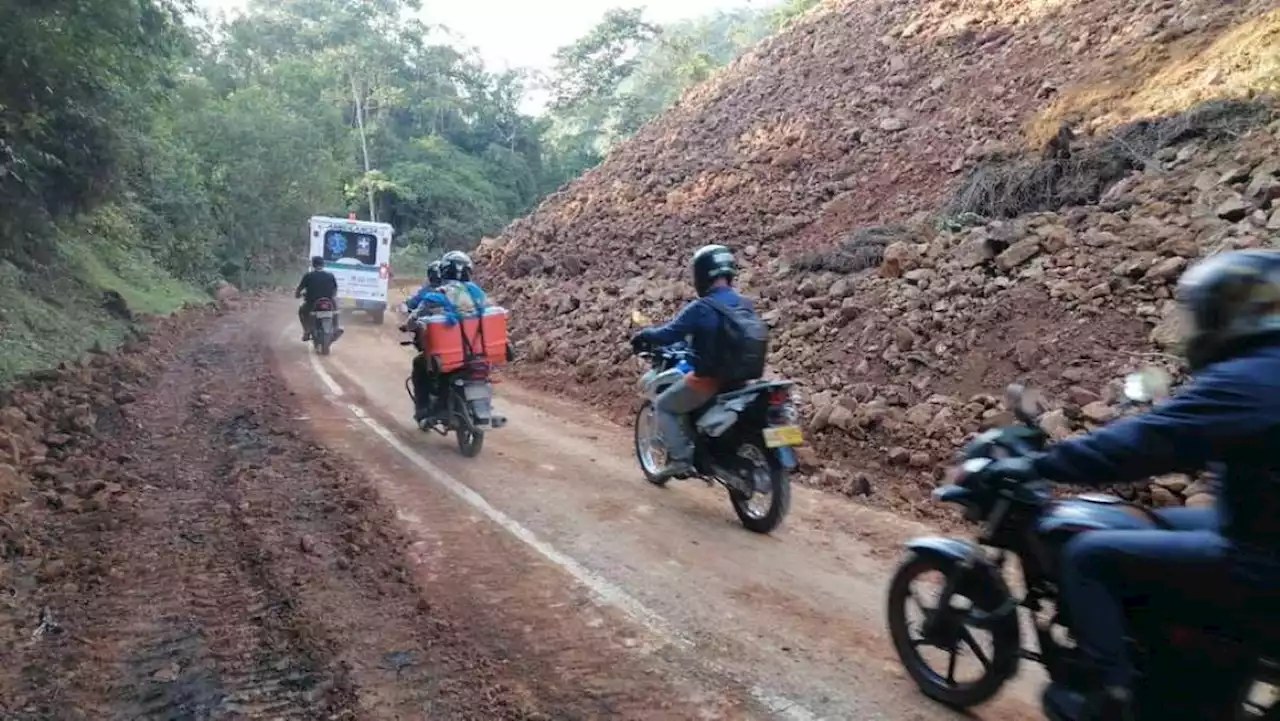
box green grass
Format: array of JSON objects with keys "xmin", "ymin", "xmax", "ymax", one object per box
[{"xmin": 0, "ymin": 204, "xmax": 210, "ymax": 383}]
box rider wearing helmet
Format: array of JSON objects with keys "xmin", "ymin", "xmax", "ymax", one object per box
[
  {"xmin": 976, "ymin": 250, "xmax": 1280, "ymax": 721},
  {"xmin": 401, "ymin": 251, "xmax": 493, "ymax": 426},
  {"xmin": 438, "ymin": 250, "xmax": 487, "ymax": 314},
  {"xmin": 405, "ymin": 260, "xmax": 446, "ymax": 313},
  {"xmin": 629, "ymin": 244, "xmax": 760, "ymax": 483},
  {"xmin": 295, "ymin": 255, "xmax": 340, "ymax": 342}
]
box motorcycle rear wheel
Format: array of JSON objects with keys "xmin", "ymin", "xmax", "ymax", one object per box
[
  {"xmin": 726, "ymin": 437, "xmax": 790, "ymax": 534},
  {"xmin": 452, "ymin": 393, "xmax": 484, "ymax": 458},
  {"xmin": 456, "ymin": 425, "xmax": 484, "ymax": 457}
]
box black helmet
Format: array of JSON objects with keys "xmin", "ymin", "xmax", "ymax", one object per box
[
  {"xmin": 311, "ymin": 255, "xmax": 324, "ymax": 269},
  {"xmin": 426, "ymin": 260, "xmax": 443, "ymax": 287},
  {"xmin": 691, "ymin": 244, "xmax": 737, "ymax": 297},
  {"xmin": 441, "ymin": 250, "xmax": 473, "ymax": 282},
  {"xmin": 1176, "ymin": 249, "xmax": 1280, "ymax": 370}
]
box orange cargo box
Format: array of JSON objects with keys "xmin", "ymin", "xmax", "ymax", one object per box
[{"xmin": 419, "ymin": 307, "xmax": 508, "ymax": 373}]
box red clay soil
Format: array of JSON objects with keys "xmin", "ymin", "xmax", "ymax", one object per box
[
  {"xmin": 473, "ymin": 0, "xmax": 1279, "ymax": 521},
  {"xmin": 0, "ymin": 302, "xmax": 723, "ymax": 720}
]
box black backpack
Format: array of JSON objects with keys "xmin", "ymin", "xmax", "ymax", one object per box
[{"xmin": 703, "ymin": 297, "xmax": 769, "ymax": 382}]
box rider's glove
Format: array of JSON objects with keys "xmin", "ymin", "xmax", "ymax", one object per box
[
  {"xmin": 630, "ymin": 331, "xmax": 652, "ymax": 354},
  {"xmin": 980, "ymin": 455, "xmax": 1040, "ymax": 484}
]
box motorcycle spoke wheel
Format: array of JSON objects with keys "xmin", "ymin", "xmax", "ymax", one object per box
[
  {"xmin": 733, "ymin": 443, "xmax": 773, "ymax": 519},
  {"xmin": 633, "ymin": 402, "xmax": 670, "ymax": 486},
  {"xmin": 886, "ymin": 553, "xmax": 1019, "ymax": 709},
  {"xmin": 901, "ymin": 570, "xmax": 995, "ymax": 686},
  {"xmin": 726, "ymin": 438, "xmax": 790, "ymax": 534}
]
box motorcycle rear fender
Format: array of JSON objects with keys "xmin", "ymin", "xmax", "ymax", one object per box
[{"xmin": 904, "ymin": 537, "xmax": 1017, "ymax": 629}]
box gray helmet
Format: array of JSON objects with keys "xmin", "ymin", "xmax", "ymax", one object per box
[
  {"xmin": 441, "ymin": 250, "xmax": 473, "ymax": 282},
  {"xmin": 1176, "ymin": 249, "xmax": 1280, "ymax": 370}
]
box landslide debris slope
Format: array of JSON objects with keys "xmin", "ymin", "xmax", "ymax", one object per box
[{"xmin": 478, "ymin": 0, "xmax": 1280, "ymax": 519}]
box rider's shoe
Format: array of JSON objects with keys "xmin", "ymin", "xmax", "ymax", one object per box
[
  {"xmin": 302, "ymin": 331, "xmax": 312, "ymax": 342},
  {"xmin": 653, "ymin": 459, "xmax": 694, "ymax": 483},
  {"xmin": 1044, "ymin": 684, "xmax": 1134, "ymax": 721}
]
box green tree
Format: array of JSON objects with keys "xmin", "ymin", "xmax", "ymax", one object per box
[{"xmin": 540, "ymin": 2, "xmax": 812, "ymax": 170}]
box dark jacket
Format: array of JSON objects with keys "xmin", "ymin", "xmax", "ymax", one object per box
[
  {"xmin": 297, "ymin": 270, "xmax": 338, "ymax": 305},
  {"xmin": 641, "ymin": 285, "xmax": 753, "ymax": 377},
  {"xmin": 1035, "ymin": 344, "xmax": 1280, "ymax": 552}
]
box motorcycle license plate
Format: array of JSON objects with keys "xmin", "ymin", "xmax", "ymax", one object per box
[
  {"xmin": 763, "ymin": 425, "xmax": 804, "ymax": 448},
  {"xmin": 312, "ymin": 310, "xmax": 335, "ymax": 318},
  {"xmin": 463, "ymin": 383, "xmax": 492, "ymax": 401}
]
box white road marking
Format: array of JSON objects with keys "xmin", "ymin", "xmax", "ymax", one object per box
[
  {"xmin": 750, "ymin": 688, "xmax": 824, "ymax": 721},
  {"xmin": 309, "ymin": 353, "xmax": 344, "ymax": 397},
  {"xmin": 345, "ymin": 402, "xmax": 688, "ymax": 649},
  {"xmin": 302, "ymin": 341, "xmax": 826, "ymax": 720}
]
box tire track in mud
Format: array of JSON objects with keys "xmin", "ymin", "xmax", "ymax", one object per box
[
  {"xmin": 10, "ymin": 332, "xmax": 355, "ymax": 721},
  {"xmin": 6, "ymin": 308, "xmax": 750, "ymax": 721},
  {"xmin": 3, "ymin": 317, "xmax": 513, "ymax": 719}
]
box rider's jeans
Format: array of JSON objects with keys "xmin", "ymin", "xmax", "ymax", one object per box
[
  {"xmin": 1059, "ymin": 526, "xmax": 1235, "ymax": 688},
  {"xmin": 655, "ymin": 376, "xmax": 713, "ymax": 463},
  {"xmin": 411, "ymin": 355, "xmax": 433, "ymax": 412},
  {"xmin": 1153, "ymin": 506, "xmax": 1218, "ymax": 531}
]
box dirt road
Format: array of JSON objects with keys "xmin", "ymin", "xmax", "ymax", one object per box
[
  {"xmin": 1, "ymin": 300, "xmax": 1043, "ymax": 720},
  {"xmin": 270, "ymin": 299, "xmax": 1044, "ymax": 721}
]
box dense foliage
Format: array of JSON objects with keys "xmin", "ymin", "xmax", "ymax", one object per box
[
  {"xmin": 0, "ymin": 0, "xmax": 817, "ymax": 290},
  {"xmin": 540, "ymin": 0, "xmax": 823, "ymax": 176}
]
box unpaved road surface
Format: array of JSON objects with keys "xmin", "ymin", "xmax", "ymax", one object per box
[
  {"xmin": 1, "ymin": 300, "xmax": 1043, "ymax": 719},
  {"xmin": 270, "ymin": 299, "xmax": 1043, "ymax": 721}
]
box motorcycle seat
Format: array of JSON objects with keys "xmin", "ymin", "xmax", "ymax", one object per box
[
  {"xmin": 1075, "ymin": 494, "xmax": 1177, "ymax": 530},
  {"xmin": 689, "ymin": 380, "xmax": 794, "ymax": 420},
  {"xmin": 717, "ymin": 379, "xmax": 794, "ymax": 401}
]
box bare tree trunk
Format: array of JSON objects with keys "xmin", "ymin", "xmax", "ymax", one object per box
[{"xmin": 351, "ymin": 75, "xmax": 377, "ymax": 222}]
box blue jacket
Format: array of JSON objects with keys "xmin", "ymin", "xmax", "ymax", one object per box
[
  {"xmin": 406, "ymin": 280, "xmax": 487, "ymax": 320},
  {"xmin": 641, "ymin": 286, "xmax": 754, "ymax": 376},
  {"xmin": 406, "ymin": 286, "xmax": 451, "ymax": 313},
  {"xmin": 1036, "ymin": 343, "xmax": 1280, "ymax": 552}
]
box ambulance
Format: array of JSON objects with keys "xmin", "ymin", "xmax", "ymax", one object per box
[{"xmin": 307, "ymin": 215, "xmax": 394, "ymax": 324}]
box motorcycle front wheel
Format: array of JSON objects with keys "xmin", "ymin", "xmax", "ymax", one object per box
[
  {"xmin": 886, "ymin": 551, "xmax": 1021, "ymax": 708},
  {"xmin": 726, "ymin": 437, "xmax": 790, "ymax": 534}
]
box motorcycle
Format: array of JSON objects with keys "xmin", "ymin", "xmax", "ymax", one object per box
[
  {"xmin": 399, "ymin": 324, "xmax": 506, "ymax": 458},
  {"xmin": 310, "ymin": 297, "xmax": 341, "ymax": 355},
  {"xmin": 632, "ymin": 340, "xmax": 800, "ymax": 534},
  {"xmin": 884, "ymin": 372, "xmax": 1279, "ymax": 720}
]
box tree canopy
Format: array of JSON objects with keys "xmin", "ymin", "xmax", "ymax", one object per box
[
  {"xmin": 539, "ymin": 1, "xmax": 822, "ymax": 174},
  {"xmin": 0, "ymin": 0, "xmax": 817, "ymax": 289}
]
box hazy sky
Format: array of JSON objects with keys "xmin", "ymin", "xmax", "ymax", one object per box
[{"xmin": 197, "ymin": 0, "xmax": 763, "ymax": 73}]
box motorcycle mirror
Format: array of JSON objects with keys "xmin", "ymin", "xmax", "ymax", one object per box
[
  {"xmin": 1123, "ymin": 367, "xmax": 1171, "ymax": 404},
  {"xmin": 630, "ymin": 310, "xmax": 652, "ymax": 328},
  {"xmin": 1005, "ymin": 383, "xmax": 1047, "ymax": 426}
]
